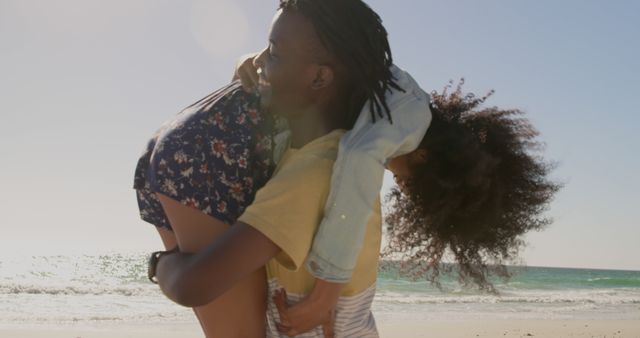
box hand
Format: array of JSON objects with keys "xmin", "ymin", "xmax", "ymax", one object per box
[
  {"xmin": 232, "ymin": 52, "xmax": 260, "ymax": 92},
  {"xmin": 274, "ymin": 288, "xmax": 336, "ymax": 338}
]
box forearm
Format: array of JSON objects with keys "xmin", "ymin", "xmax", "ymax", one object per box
[
  {"xmin": 156, "ymin": 250, "xmax": 249, "ymax": 307},
  {"xmin": 155, "ymin": 222, "xmax": 280, "ymax": 307},
  {"xmin": 155, "ymin": 251, "xmax": 198, "ymax": 305}
]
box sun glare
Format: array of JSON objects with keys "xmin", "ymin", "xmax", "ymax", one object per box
[{"xmin": 190, "ymin": 0, "xmax": 250, "ymax": 58}]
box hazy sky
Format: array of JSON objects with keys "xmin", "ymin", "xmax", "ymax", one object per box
[{"xmin": 1, "ymin": 0, "xmax": 638, "ymax": 270}]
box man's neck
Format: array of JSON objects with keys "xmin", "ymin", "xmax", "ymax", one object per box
[
  {"xmin": 285, "ymin": 96, "xmax": 352, "ymax": 149},
  {"xmin": 287, "ymin": 107, "xmax": 333, "ymax": 149}
]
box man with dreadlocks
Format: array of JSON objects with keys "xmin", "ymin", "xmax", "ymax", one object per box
[
  {"xmin": 149, "ymin": 0, "xmax": 426, "ymax": 337},
  {"xmin": 230, "ymin": 0, "xmax": 431, "ymax": 335}
]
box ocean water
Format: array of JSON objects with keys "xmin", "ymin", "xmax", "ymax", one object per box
[{"xmin": 1, "ymin": 253, "xmax": 639, "ymax": 327}]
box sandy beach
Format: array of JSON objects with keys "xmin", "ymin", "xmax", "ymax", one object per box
[
  {"xmin": 378, "ymin": 320, "xmax": 640, "ymax": 337},
  {"xmin": 1, "ymin": 320, "xmax": 639, "ymax": 338}
]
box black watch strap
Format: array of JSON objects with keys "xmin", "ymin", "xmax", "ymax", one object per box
[{"xmin": 147, "ymin": 246, "xmax": 179, "ymax": 284}]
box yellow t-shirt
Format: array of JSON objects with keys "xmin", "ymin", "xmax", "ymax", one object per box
[{"xmin": 238, "ymin": 129, "xmax": 381, "ymax": 337}]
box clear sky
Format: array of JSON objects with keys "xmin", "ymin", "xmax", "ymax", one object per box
[{"xmin": 0, "ymin": 0, "xmax": 638, "ymax": 270}]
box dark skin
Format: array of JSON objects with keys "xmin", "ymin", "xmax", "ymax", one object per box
[{"xmin": 155, "ymin": 9, "xmax": 351, "ymax": 335}]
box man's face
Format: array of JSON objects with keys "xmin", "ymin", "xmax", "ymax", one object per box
[{"xmin": 253, "ymin": 9, "xmax": 324, "ymax": 117}]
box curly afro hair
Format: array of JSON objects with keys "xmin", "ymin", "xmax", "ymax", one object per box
[{"xmin": 383, "ymin": 79, "xmax": 561, "ymax": 293}]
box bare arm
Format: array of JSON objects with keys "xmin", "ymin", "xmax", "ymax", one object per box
[{"xmin": 155, "ymin": 221, "xmax": 280, "ymax": 307}]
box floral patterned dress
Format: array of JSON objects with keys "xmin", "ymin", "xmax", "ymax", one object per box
[{"xmin": 133, "ymin": 81, "xmax": 276, "ymax": 229}]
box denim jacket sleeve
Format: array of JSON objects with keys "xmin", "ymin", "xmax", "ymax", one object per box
[{"xmin": 305, "ymin": 65, "xmax": 432, "ymax": 282}]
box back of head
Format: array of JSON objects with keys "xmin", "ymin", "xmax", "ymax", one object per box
[
  {"xmin": 278, "ymin": 0, "xmax": 402, "ymax": 126},
  {"xmin": 384, "ymin": 80, "xmax": 561, "ymax": 292}
]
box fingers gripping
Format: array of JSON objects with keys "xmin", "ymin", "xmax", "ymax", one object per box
[{"xmin": 273, "ymin": 288, "xmax": 336, "ymax": 337}]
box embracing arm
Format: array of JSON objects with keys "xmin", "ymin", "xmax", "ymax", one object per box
[{"xmin": 155, "ymin": 221, "xmax": 280, "ymax": 307}]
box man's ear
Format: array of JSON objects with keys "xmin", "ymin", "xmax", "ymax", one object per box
[{"xmin": 310, "ymin": 65, "xmax": 334, "ymax": 90}]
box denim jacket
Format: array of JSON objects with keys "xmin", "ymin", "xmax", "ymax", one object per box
[{"xmin": 305, "ymin": 64, "xmax": 432, "ymax": 282}]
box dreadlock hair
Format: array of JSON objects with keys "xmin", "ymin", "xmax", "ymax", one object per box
[
  {"xmin": 383, "ymin": 79, "xmax": 561, "ymax": 293},
  {"xmin": 278, "ymin": 0, "xmax": 403, "ymax": 126}
]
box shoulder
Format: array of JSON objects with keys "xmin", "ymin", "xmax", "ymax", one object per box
[{"xmin": 271, "ymin": 151, "xmax": 335, "ymax": 190}]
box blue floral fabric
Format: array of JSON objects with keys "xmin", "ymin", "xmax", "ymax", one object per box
[{"xmin": 133, "ymin": 82, "xmax": 276, "ymax": 229}]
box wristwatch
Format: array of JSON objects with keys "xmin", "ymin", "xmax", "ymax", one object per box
[{"xmin": 148, "ymin": 246, "xmax": 179, "ymax": 284}]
